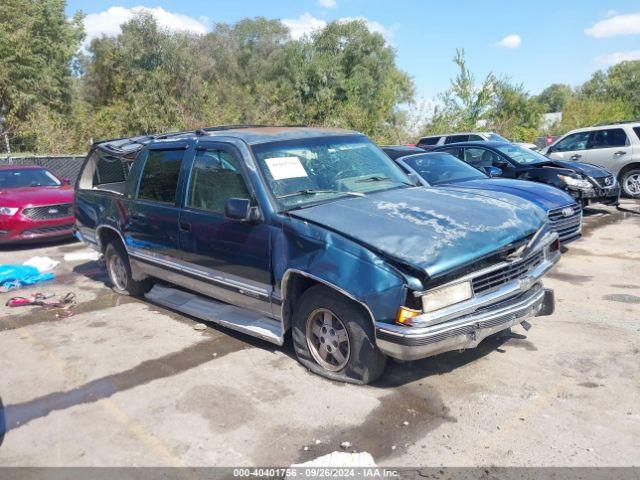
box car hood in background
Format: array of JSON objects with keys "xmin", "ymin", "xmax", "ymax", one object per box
[
  {"xmin": 0, "ymin": 186, "xmax": 74, "ymax": 207},
  {"xmin": 289, "ymin": 187, "xmax": 545, "ymax": 279},
  {"xmin": 444, "ymin": 178, "xmax": 576, "ymax": 211},
  {"xmin": 540, "ymin": 160, "xmax": 611, "ymax": 178}
]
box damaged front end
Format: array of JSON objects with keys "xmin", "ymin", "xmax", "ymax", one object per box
[{"xmin": 376, "ymin": 228, "xmax": 560, "ymax": 361}]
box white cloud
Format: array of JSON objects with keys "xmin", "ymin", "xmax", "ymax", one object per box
[
  {"xmin": 317, "ymin": 0, "xmax": 337, "ymax": 8},
  {"xmin": 282, "ymin": 13, "xmax": 327, "ymax": 39},
  {"xmin": 494, "ymin": 34, "xmax": 521, "ymax": 49},
  {"xmin": 605, "ymin": 10, "xmax": 619, "ymax": 18},
  {"xmin": 83, "ymin": 6, "xmax": 208, "ymax": 43},
  {"xmin": 585, "ymin": 11, "xmax": 640, "ymax": 38},
  {"xmin": 282, "ymin": 13, "xmax": 394, "ymax": 41},
  {"xmin": 596, "ymin": 49, "xmax": 640, "ymax": 66}
]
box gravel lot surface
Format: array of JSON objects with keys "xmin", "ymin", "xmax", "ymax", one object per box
[{"xmin": 1, "ymin": 200, "xmax": 639, "ymax": 467}]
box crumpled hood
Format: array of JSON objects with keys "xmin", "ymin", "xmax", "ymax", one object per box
[
  {"xmin": 541, "ymin": 160, "xmax": 611, "ymax": 178},
  {"xmin": 0, "ymin": 186, "xmax": 74, "ymax": 207},
  {"xmin": 446, "ymin": 178, "xmax": 576, "ymax": 211},
  {"xmin": 289, "ymin": 187, "xmax": 546, "ymax": 278}
]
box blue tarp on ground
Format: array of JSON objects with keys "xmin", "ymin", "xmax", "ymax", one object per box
[{"xmin": 0, "ymin": 264, "xmax": 55, "ymax": 290}]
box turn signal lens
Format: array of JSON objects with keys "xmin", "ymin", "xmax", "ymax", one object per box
[{"xmin": 396, "ymin": 306, "xmax": 422, "ymax": 326}]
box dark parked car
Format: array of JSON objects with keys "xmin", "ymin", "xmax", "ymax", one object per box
[
  {"xmin": 75, "ymin": 126, "xmax": 559, "ymax": 384},
  {"xmin": 382, "ymin": 146, "xmax": 582, "ymax": 243},
  {"xmin": 0, "ymin": 165, "xmax": 75, "ymax": 244},
  {"xmin": 430, "ymin": 141, "xmax": 620, "ymax": 207}
]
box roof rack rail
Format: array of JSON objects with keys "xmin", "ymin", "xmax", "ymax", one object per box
[{"xmin": 592, "ymin": 119, "xmax": 640, "ymax": 127}]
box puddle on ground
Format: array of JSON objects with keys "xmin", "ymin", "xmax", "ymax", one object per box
[
  {"xmin": 0, "ymin": 335, "xmax": 250, "ymax": 436},
  {"xmin": 581, "ymin": 208, "xmax": 638, "ymax": 237},
  {"xmin": 294, "ymin": 385, "xmax": 456, "ymax": 463},
  {"xmin": 602, "ymin": 294, "xmax": 640, "ymax": 304},
  {"xmin": 546, "ymin": 271, "xmax": 592, "ymax": 285}
]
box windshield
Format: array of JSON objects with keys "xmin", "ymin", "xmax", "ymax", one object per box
[
  {"xmin": 496, "ymin": 144, "xmax": 548, "ymax": 165},
  {"xmin": 488, "ymin": 133, "xmax": 509, "ymax": 142},
  {"xmin": 0, "ymin": 168, "xmax": 61, "ymax": 188},
  {"xmin": 402, "ymin": 153, "xmax": 486, "ymax": 185},
  {"xmin": 251, "ymin": 135, "xmax": 411, "ymax": 210}
]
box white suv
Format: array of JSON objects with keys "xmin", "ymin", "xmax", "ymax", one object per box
[
  {"xmin": 416, "ymin": 132, "xmax": 510, "ymax": 148},
  {"xmin": 540, "ymin": 121, "xmax": 640, "ymax": 198}
]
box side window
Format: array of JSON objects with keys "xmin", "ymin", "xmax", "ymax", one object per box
[
  {"xmin": 187, "ymin": 148, "xmax": 250, "ymax": 213},
  {"xmin": 552, "ymin": 132, "xmax": 589, "ymax": 152},
  {"xmin": 93, "ymin": 153, "xmax": 132, "ymax": 186},
  {"xmin": 633, "ymin": 127, "xmax": 640, "ymax": 141},
  {"xmin": 588, "ymin": 128, "xmax": 628, "ymax": 149},
  {"xmin": 418, "ymin": 136, "xmax": 441, "ymax": 146},
  {"xmin": 445, "ymin": 135, "xmax": 469, "ymax": 144},
  {"xmin": 137, "ymin": 149, "xmax": 184, "ymax": 204},
  {"xmin": 464, "ymin": 148, "xmax": 501, "ymax": 168},
  {"xmin": 468, "ymin": 134, "xmax": 484, "ymax": 141},
  {"xmin": 441, "ymin": 147, "xmax": 463, "ymax": 160}
]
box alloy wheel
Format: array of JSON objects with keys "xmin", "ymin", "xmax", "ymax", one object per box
[{"xmin": 305, "ymin": 308, "xmax": 351, "ymax": 372}]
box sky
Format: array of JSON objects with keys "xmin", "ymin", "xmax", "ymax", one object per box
[{"xmin": 65, "ymin": 0, "xmax": 640, "ymax": 103}]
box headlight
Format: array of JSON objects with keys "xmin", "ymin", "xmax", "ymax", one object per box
[
  {"xmin": 558, "ymin": 174, "xmax": 592, "ymax": 190},
  {"xmin": 0, "ymin": 207, "xmax": 19, "ymax": 216},
  {"xmin": 421, "ymin": 281, "xmax": 473, "ymax": 313}
]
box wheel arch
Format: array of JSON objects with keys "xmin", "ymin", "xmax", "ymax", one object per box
[
  {"xmin": 96, "ymin": 225, "xmax": 126, "ymax": 253},
  {"xmin": 618, "ymin": 162, "xmax": 640, "ymax": 179},
  {"xmin": 280, "ymin": 269, "xmax": 377, "ymax": 336}
]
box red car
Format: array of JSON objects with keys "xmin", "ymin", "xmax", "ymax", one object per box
[{"xmin": 0, "ymin": 165, "xmax": 75, "ymax": 244}]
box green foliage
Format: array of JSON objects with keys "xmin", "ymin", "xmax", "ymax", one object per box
[
  {"xmin": 535, "ymin": 84, "xmax": 572, "ymax": 113},
  {"xmin": 0, "ymin": 0, "xmax": 83, "ymax": 142},
  {"xmin": 581, "ymin": 61, "xmax": 640, "ymax": 116},
  {"xmin": 555, "ymin": 95, "xmax": 633, "ymax": 133}
]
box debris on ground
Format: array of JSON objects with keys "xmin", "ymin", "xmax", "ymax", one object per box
[
  {"xmin": 340, "ymin": 441, "xmax": 352, "ymax": 450},
  {"xmin": 22, "ymin": 256, "xmax": 59, "ymax": 272},
  {"xmin": 63, "ymin": 251, "xmax": 100, "ymax": 262},
  {"xmin": 5, "ymin": 292, "xmax": 77, "ymax": 317},
  {"xmin": 0, "ymin": 265, "xmax": 55, "ymax": 292},
  {"xmin": 193, "ymin": 323, "xmax": 207, "ymax": 331},
  {"xmin": 288, "ymin": 451, "xmax": 376, "ymax": 475}
]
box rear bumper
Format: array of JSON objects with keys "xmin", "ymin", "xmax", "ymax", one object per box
[{"xmin": 376, "ymin": 284, "xmax": 554, "ymax": 361}]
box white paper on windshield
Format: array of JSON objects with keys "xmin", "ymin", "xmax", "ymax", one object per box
[{"xmin": 265, "ymin": 156, "xmax": 308, "ymax": 180}]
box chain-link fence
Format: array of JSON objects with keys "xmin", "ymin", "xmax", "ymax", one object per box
[{"xmin": 0, "ymin": 155, "xmax": 86, "ymax": 183}]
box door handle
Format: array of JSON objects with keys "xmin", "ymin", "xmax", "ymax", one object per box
[
  {"xmin": 179, "ymin": 221, "xmax": 191, "ymax": 232},
  {"xmin": 570, "ymin": 154, "xmax": 582, "ymax": 160},
  {"xmin": 614, "ymin": 151, "xmax": 627, "ymax": 156}
]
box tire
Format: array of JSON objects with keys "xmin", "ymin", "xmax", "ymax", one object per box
[
  {"xmin": 620, "ymin": 169, "xmax": 640, "ymax": 198},
  {"xmin": 291, "ymin": 285, "xmax": 387, "ymax": 384},
  {"xmin": 104, "ymin": 241, "xmax": 152, "ymax": 297}
]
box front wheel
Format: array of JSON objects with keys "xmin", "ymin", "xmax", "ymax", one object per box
[
  {"xmin": 620, "ymin": 169, "xmax": 640, "ymax": 198},
  {"xmin": 105, "ymin": 241, "xmax": 152, "ymax": 297},
  {"xmin": 292, "ymin": 285, "xmax": 387, "ymax": 384}
]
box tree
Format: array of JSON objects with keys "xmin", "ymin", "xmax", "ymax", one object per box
[
  {"xmin": 535, "ymin": 84, "xmax": 572, "ymax": 113},
  {"xmin": 420, "ymin": 49, "xmax": 495, "ymax": 135},
  {"xmin": 488, "ymin": 80, "xmax": 543, "ymax": 142},
  {"xmin": 582, "ymin": 61, "xmax": 640, "ymax": 116},
  {"xmin": 0, "ymin": 0, "xmax": 84, "ymax": 141},
  {"xmin": 555, "ymin": 95, "xmax": 633, "ymax": 133}
]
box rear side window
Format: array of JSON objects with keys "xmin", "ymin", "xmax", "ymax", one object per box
[
  {"xmin": 468, "ymin": 134, "xmax": 484, "ymax": 141},
  {"xmin": 634, "ymin": 127, "xmax": 640, "ymax": 141},
  {"xmin": 187, "ymin": 148, "xmax": 250, "ymax": 213},
  {"xmin": 445, "ymin": 135, "xmax": 469, "ymax": 144},
  {"xmin": 137, "ymin": 149, "xmax": 184, "ymax": 204},
  {"xmin": 418, "ymin": 136, "xmax": 441, "ymax": 146},
  {"xmin": 93, "ymin": 154, "xmax": 131, "ymax": 185},
  {"xmin": 589, "ymin": 128, "xmax": 628, "ymax": 149},
  {"xmin": 441, "ymin": 147, "xmax": 463, "ymax": 159}
]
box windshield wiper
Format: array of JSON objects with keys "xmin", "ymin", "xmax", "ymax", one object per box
[
  {"xmin": 355, "ymin": 175, "xmax": 390, "ymax": 183},
  {"xmin": 276, "ymin": 189, "xmax": 365, "ymax": 199}
]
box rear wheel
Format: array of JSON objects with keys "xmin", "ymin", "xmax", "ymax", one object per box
[
  {"xmin": 292, "ymin": 285, "xmax": 387, "ymax": 384},
  {"xmin": 105, "ymin": 241, "xmax": 152, "ymax": 297},
  {"xmin": 620, "ymin": 169, "xmax": 640, "ymax": 198}
]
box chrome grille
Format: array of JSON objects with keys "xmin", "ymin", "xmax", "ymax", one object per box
[
  {"xmin": 22, "ymin": 203, "xmax": 72, "ymax": 220},
  {"xmin": 592, "ymin": 175, "xmax": 615, "ymax": 188},
  {"xmin": 472, "ymin": 251, "xmax": 544, "ymax": 294},
  {"xmin": 548, "ymin": 205, "xmax": 581, "ymax": 241},
  {"xmin": 22, "ymin": 224, "xmax": 73, "ymax": 235}
]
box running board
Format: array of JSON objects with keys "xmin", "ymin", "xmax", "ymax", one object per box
[{"xmin": 146, "ymin": 284, "xmax": 284, "ymax": 345}]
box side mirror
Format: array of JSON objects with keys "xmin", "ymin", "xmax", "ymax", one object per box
[
  {"xmin": 62, "ymin": 178, "xmax": 71, "ymax": 185},
  {"xmin": 406, "ymin": 172, "xmax": 423, "ymax": 186},
  {"xmin": 224, "ymin": 198, "xmax": 261, "ymax": 222},
  {"xmin": 483, "ymin": 166, "xmax": 503, "ymax": 177},
  {"xmin": 494, "ymin": 160, "xmax": 509, "ymax": 170}
]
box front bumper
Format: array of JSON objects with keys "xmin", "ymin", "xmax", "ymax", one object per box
[
  {"xmin": 568, "ymin": 185, "xmax": 620, "ymax": 206},
  {"xmin": 0, "ymin": 219, "xmax": 74, "ymax": 244},
  {"xmin": 375, "ymin": 232, "xmax": 560, "ymax": 361},
  {"xmin": 376, "ymin": 284, "xmax": 553, "ymax": 361}
]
